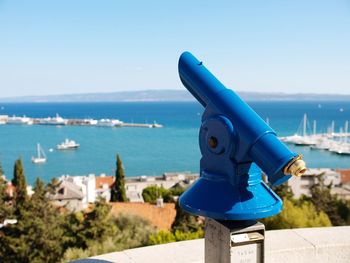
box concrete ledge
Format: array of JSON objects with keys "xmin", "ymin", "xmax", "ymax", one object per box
[{"xmin": 76, "ymin": 226, "xmax": 350, "ymax": 263}]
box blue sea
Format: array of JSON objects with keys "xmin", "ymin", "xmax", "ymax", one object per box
[{"xmin": 0, "ymin": 101, "xmax": 350, "ymax": 184}]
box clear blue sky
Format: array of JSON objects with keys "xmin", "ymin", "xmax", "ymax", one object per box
[{"xmin": 0, "ymin": 0, "xmax": 349, "ymax": 98}]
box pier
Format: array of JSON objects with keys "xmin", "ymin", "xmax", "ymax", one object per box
[{"xmin": 0, "ymin": 114, "xmax": 163, "ymax": 128}]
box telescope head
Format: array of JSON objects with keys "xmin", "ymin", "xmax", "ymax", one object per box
[{"xmin": 178, "ymin": 51, "xmax": 306, "ymax": 220}]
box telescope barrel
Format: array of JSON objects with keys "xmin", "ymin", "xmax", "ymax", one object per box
[{"xmin": 178, "ymin": 51, "xmax": 305, "ymax": 185}]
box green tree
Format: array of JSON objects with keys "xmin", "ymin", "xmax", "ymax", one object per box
[
  {"xmin": 0, "ymin": 177, "xmax": 66, "ymax": 263},
  {"xmin": 12, "ymin": 158, "xmax": 28, "ymax": 209},
  {"xmin": 62, "ymin": 214, "xmax": 156, "ymax": 262},
  {"xmin": 0, "ymin": 162, "xmax": 10, "ymax": 222},
  {"xmin": 262, "ymin": 198, "xmax": 332, "ymax": 230},
  {"xmin": 172, "ymin": 200, "xmax": 203, "ymax": 232},
  {"xmin": 110, "ymin": 154, "xmax": 127, "ymax": 202},
  {"xmin": 142, "ymin": 185, "xmax": 173, "ymax": 203},
  {"xmin": 46, "ymin": 177, "xmax": 61, "ymax": 195},
  {"xmin": 80, "ymin": 198, "xmax": 117, "ymax": 248},
  {"xmin": 272, "ymin": 183, "xmax": 294, "ymax": 200},
  {"xmin": 62, "ymin": 211, "xmax": 86, "ymax": 250},
  {"xmin": 302, "ymin": 173, "xmax": 350, "ymax": 226},
  {"xmin": 113, "ymin": 214, "xmax": 155, "ymax": 250},
  {"xmin": 0, "ymin": 160, "xmax": 4, "ymax": 177}
]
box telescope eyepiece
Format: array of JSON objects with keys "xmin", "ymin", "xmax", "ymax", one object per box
[{"xmin": 283, "ymin": 155, "xmax": 307, "ymax": 177}]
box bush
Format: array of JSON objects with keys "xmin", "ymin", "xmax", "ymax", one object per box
[
  {"xmin": 142, "ymin": 185, "xmax": 173, "ymax": 203},
  {"xmin": 262, "ymin": 198, "xmax": 332, "ymax": 230},
  {"xmin": 148, "ymin": 229, "xmax": 204, "ymax": 245},
  {"xmin": 113, "ymin": 214, "xmax": 156, "ymax": 250}
]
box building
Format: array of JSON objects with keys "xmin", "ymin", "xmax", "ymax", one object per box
[
  {"xmin": 336, "ymin": 169, "xmax": 350, "ymax": 184},
  {"xmin": 288, "ymin": 168, "xmax": 341, "ymax": 198},
  {"xmin": 124, "ymin": 172, "xmax": 198, "ymax": 202},
  {"xmin": 58, "ymin": 174, "xmax": 96, "ymax": 208},
  {"xmin": 49, "ymin": 180, "xmax": 84, "ymax": 211},
  {"xmin": 93, "ymin": 171, "xmax": 198, "ymax": 203},
  {"xmin": 95, "ymin": 174, "xmax": 114, "ymax": 201}
]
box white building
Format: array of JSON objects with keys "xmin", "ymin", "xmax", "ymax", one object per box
[
  {"xmin": 59, "ymin": 174, "xmax": 96, "ymax": 208},
  {"xmin": 288, "ymin": 168, "xmax": 341, "ymax": 198}
]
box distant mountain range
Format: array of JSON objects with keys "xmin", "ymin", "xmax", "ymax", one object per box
[{"xmin": 1, "ymin": 89, "xmax": 350, "ymax": 102}]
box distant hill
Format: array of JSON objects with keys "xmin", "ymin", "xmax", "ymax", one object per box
[{"xmin": 1, "ymin": 89, "xmax": 350, "ymax": 102}]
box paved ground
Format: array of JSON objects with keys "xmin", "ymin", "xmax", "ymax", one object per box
[{"xmin": 73, "ymin": 226, "xmax": 350, "ymax": 263}]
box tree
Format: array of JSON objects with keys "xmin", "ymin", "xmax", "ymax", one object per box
[
  {"xmin": 0, "ymin": 160, "xmax": 4, "ymax": 177},
  {"xmin": 262, "ymin": 198, "xmax": 332, "ymax": 230},
  {"xmin": 302, "ymin": 173, "xmax": 350, "ymax": 226},
  {"xmin": 0, "ymin": 160, "xmax": 10, "ymax": 222},
  {"xmin": 272, "ymin": 183, "xmax": 294, "ymax": 200},
  {"xmin": 110, "ymin": 154, "xmax": 127, "ymax": 202},
  {"xmin": 0, "ymin": 177, "xmax": 66, "ymax": 263},
  {"xmin": 142, "ymin": 185, "xmax": 173, "ymax": 203},
  {"xmin": 113, "ymin": 214, "xmax": 155, "ymax": 250},
  {"xmin": 172, "ymin": 200, "xmax": 203, "ymax": 232},
  {"xmin": 61, "ymin": 213, "xmax": 156, "ymax": 262},
  {"xmin": 12, "ymin": 158, "xmax": 28, "ymax": 209},
  {"xmin": 80, "ymin": 198, "xmax": 117, "ymax": 248}
]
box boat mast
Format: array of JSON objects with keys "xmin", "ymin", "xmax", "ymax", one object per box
[
  {"xmin": 313, "ymin": 120, "xmax": 316, "ymax": 136},
  {"xmin": 37, "ymin": 143, "xmax": 41, "ymax": 159},
  {"xmin": 345, "ymin": 120, "xmax": 348, "ymax": 142},
  {"xmin": 340, "ymin": 127, "xmax": 344, "ymax": 143},
  {"xmin": 303, "ymin": 114, "xmax": 307, "ymax": 137}
]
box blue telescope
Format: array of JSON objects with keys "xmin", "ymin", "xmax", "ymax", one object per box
[{"xmin": 178, "ymin": 51, "xmax": 306, "ymax": 220}]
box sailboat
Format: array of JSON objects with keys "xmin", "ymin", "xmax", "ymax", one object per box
[{"xmin": 31, "ymin": 143, "xmax": 47, "ymax": 164}]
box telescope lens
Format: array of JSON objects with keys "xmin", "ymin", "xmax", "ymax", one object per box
[
  {"xmin": 208, "ymin": 136, "xmax": 218, "ymax": 149},
  {"xmin": 283, "ymin": 155, "xmax": 307, "ymax": 177}
]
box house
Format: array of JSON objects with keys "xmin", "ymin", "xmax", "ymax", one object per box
[
  {"xmin": 94, "ymin": 175, "xmax": 144, "ymax": 202},
  {"xmin": 59, "ymin": 174, "xmax": 96, "ymax": 207},
  {"xmin": 49, "ymin": 180, "xmax": 84, "ymax": 211},
  {"xmin": 2, "ymin": 176, "xmax": 33, "ymax": 198},
  {"xmin": 95, "ymin": 174, "xmax": 114, "ymax": 201}
]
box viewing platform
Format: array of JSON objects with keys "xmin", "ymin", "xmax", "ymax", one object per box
[{"xmin": 76, "ymin": 226, "xmax": 350, "ymax": 263}]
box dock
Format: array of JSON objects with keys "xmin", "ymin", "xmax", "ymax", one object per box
[{"xmin": 0, "ymin": 114, "xmax": 163, "ymax": 128}]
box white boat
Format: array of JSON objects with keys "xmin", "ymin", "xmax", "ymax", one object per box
[
  {"xmin": 329, "ymin": 144, "xmax": 350, "ymax": 155},
  {"xmin": 96, "ymin": 119, "xmax": 123, "ymax": 127},
  {"xmin": 7, "ymin": 115, "xmax": 33, "ymax": 125},
  {"xmin": 84, "ymin": 119, "xmax": 98, "ymax": 125},
  {"xmin": 281, "ymin": 114, "xmax": 318, "ymax": 146},
  {"xmin": 39, "ymin": 114, "xmax": 66, "ymax": 125},
  {"xmin": 57, "ymin": 139, "xmax": 80, "ymax": 150},
  {"xmin": 31, "ymin": 143, "xmax": 46, "ymax": 164},
  {"xmin": 151, "ymin": 121, "xmax": 163, "ymax": 128}
]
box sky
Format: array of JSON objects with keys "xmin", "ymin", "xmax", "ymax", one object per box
[{"xmin": 0, "ymin": 0, "xmax": 350, "ymax": 98}]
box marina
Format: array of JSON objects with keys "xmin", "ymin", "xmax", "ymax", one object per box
[{"xmin": 280, "ymin": 114, "xmax": 350, "ymax": 156}]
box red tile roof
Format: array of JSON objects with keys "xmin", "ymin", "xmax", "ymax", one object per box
[
  {"xmin": 336, "ymin": 169, "xmax": 350, "ymax": 184},
  {"xmin": 95, "ymin": 176, "xmax": 114, "ymax": 190}
]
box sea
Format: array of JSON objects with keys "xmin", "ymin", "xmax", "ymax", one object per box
[{"xmin": 0, "ymin": 101, "xmax": 350, "ymax": 185}]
